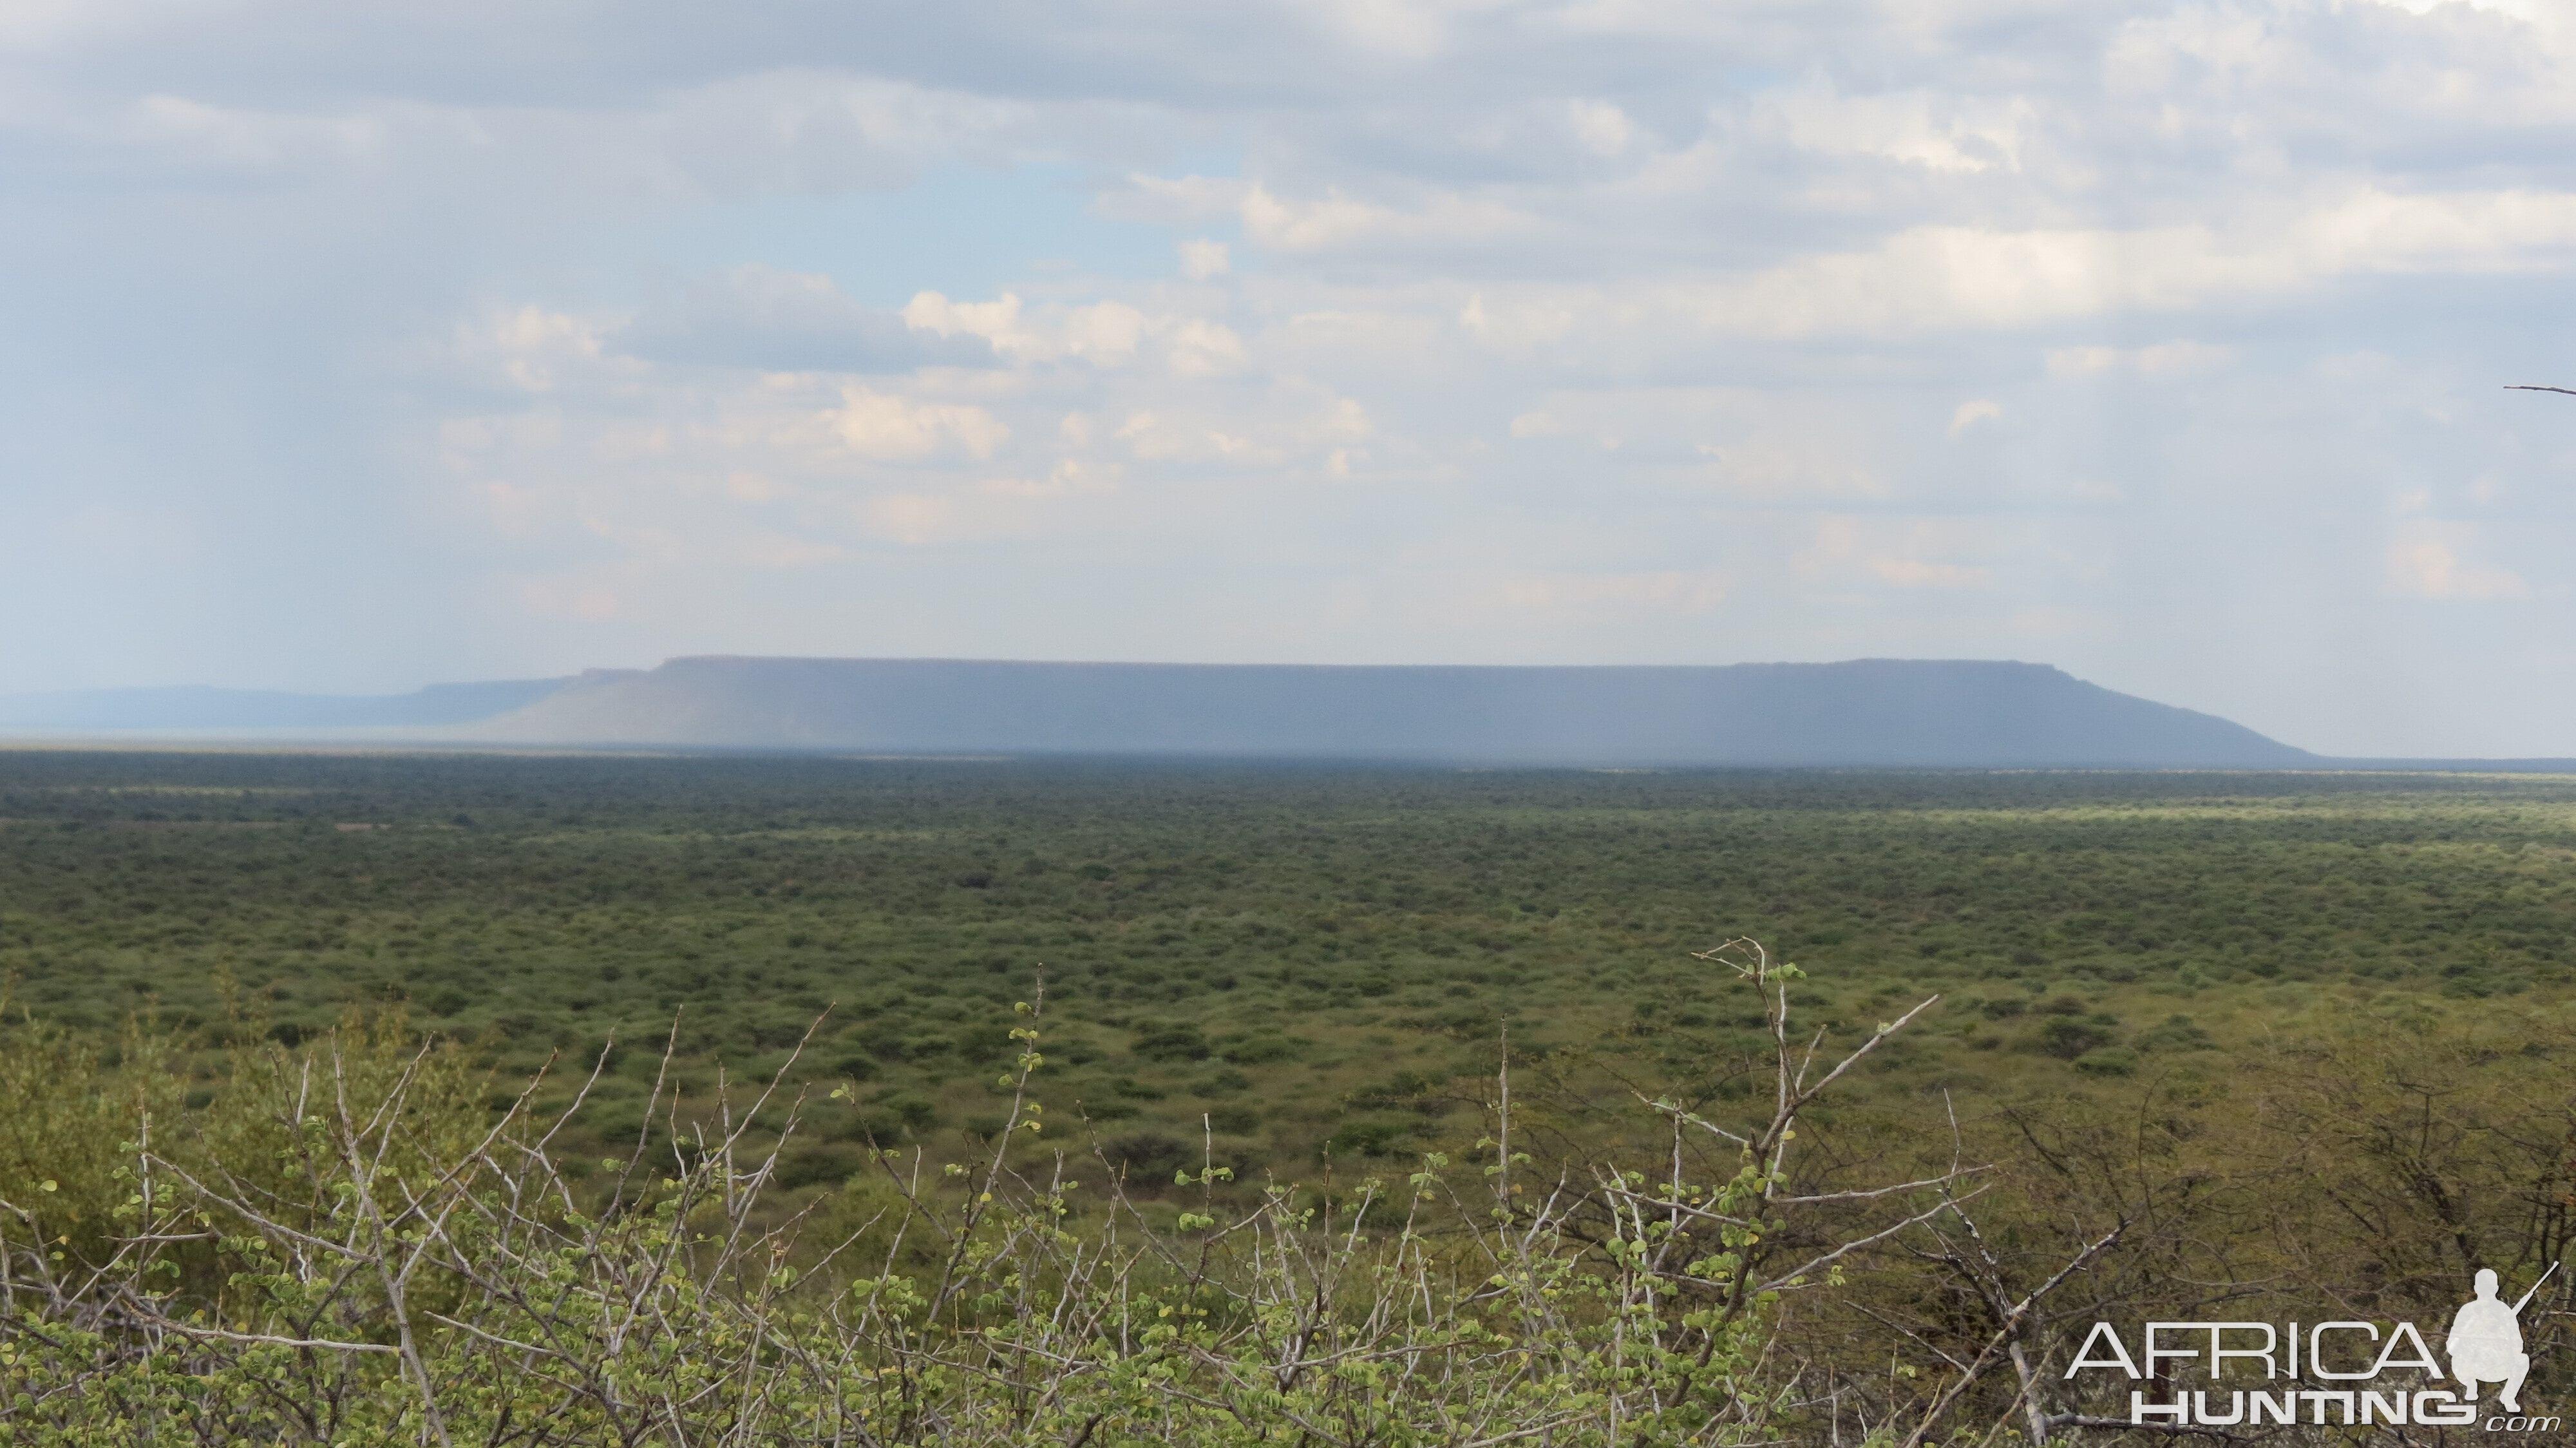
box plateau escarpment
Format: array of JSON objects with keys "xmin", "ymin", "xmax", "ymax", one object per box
[{"xmin": 464, "ymin": 656, "xmax": 2315, "ymax": 768}]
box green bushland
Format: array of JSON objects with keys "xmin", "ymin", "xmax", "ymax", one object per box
[
  {"xmin": 4, "ymin": 751, "xmax": 2575, "ymax": 1440},
  {"xmin": 1, "ymin": 946, "xmax": 1872, "ymax": 1446},
  {"xmin": 5, "ymin": 948, "xmax": 2572, "ymax": 1445},
  {"xmin": 6, "ymin": 752, "xmax": 2574, "ymax": 1166}
]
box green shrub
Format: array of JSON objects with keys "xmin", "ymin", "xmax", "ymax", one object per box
[
  {"xmin": 1, "ymin": 942, "xmax": 1956, "ymax": 1447},
  {"xmin": 2073, "ymin": 1047, "xmax": 2139, "ymax": 1077},
  {"xmin": 2038, "ymin": 1019, "xmax": 2114, "ymax": 1059},
  {"xmin": 1130, "ymin": 1022, "xmax": 1210, "ymax": 1062}
]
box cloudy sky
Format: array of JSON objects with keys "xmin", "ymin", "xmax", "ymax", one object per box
[{"xmin": 6, "ymin": 0, "xmax": 2575, "ymax": 755}]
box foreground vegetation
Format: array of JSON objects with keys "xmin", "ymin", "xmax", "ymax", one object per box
[
  {"xmin": 4, "ymin": 944, "xmax": 1913, "ymax": 1445},
  {"xmin": 4, "ymin": 750, "xmax": 2575, "ymax": 1441}
]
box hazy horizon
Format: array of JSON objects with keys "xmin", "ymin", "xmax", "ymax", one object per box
[{"xmin": 7, "ymin": 0, "xmax": 2576, "ymax": 757}]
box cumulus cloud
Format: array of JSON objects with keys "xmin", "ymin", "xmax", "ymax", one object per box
[
  {"xmin": 2385, "ymin": 520, "xmax": 2532, "ymax": 600},
  {"xmin": 1947, "ymin": 400, "xmax": 2003, "ymax": 439},
  {"xmin": 824, "ymin": 387, "xmax": 1008, "ymax": 461}
]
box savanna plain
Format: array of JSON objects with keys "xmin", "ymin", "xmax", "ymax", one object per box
[{"xmin": 3, "ymin": 750, "xmax": 2571, "ymax": 1445}]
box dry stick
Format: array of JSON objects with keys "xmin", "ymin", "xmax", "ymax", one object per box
[
  {"xmin": 607, "ymin": 1011, "xmax": 686, "ymax": 1217},
  {"xmin": 162, "ymin": 1043, "xmax": 569, "ymax": 1442},
  {"xmin": 1893, "ymin": 1214, "xmax": 2126, "ymax": 1448},
  {"xmin": 682, "ymin": 1013, "xmax": 833, "ymax": 1306},
  {"xmin": 1761, "ymin": 994, "xmax": 1942, "ymax": 1168},
  {"xmin": 415, "ymin": 1154, "xmax": 605, "ymax": 1381},
  {"xmin": 1930, "ymin": 1090, "xmax": 2070, "ymax": 1446},
  {"xmin": 1607, "ymin": 1139, "xmax": 1973, "ymax": 1226},
  {"xmin": 1685, "ymin": 938, "xmax": 1955, "ymax": 1349},
  {"xmin": 1481, "ymin": 1025, "xmax": 1573, "ymax": 1340},
  {"xmin": 417, "ymin": 1197, "xmax": 623, "ymax": 1407},
  {"xmin": 386, "ymin": 1045, "xmax": 605, "ymax": 1416},
  {"xmin": 1756, "ymin": 1188, "xmax": 1990, "ymax": 1299},
  {"xmin": 323, "ymin": 1041, "xmax": 454, "ymax": 1448},
  {"xmin": 1496, "ymin": 1021, "xmax": 1510, "ymax": 1217},
  {"xmin": 115, "ymin": 1319, "xmax": 402, "ymax": 1355}
]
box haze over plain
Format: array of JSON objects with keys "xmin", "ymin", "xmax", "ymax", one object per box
[{"xmin": 6, "ymin": 0, "xmax": 2575, "ymax": 757}]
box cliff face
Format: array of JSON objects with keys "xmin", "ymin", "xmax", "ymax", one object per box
[{"xmin": 466, "ymin": 656, "xmax": 2316, "ymax": 767}]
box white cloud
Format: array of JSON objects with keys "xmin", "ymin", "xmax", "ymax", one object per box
[
  {"xmin": 825, "ymin": 387, "xmax": 1009, "ymax": 462},
  {"xmin": 1567, "ymin": 99, "xmax": 1637, "ymax": 158},
  {"xmin": 1947, "ymin": 399, "xmax": 2003, "ymax": 438},
  {"xmin": 1763, "ymin": 82, "xmax": 2037, "ymax": 174},
  {"xmin": 2045, "ymin": 347, "xmax": 2122, "ymax": 379},
  {"xmin": 1110, "ymin": 173, "xmax": 1557, "ymax": 256},
  {"xmin": 2385, "ymin": 520, "xmax": 2530, "ymax": 600},
  {"xmin": 1238, "ymin": 183, "xmax": 1553, "ymax": 254},
  {"xmin": 904, "ymin": 291, "xmax": 1240, "ymax": 372},
  {"xmin": 862, "ymin": 492, "xmax": 1012, "ymax": 546},
  {"xmin": 455, "ymin": 307, "xmax": 632, "ymax": 394},
  {"xmin": 1707, "ymin": 190, "xmax": 2576, "ymax": 340},
  {"xmin": 1178, "ymin": 237, "xmax": 1230, "ymax": 279}
]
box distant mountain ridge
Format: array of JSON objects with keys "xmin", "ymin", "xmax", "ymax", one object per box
[
  {"xmin": 0, "ymin": 676, "xmax": 596, "ymax": 732},
  {"xmin": 463, "ymin": 656, "xmax": 2314, "ymax": 767},
  {"xmin": 0, "ymin": 657, "xmax": 2321, "ymax": 767}
]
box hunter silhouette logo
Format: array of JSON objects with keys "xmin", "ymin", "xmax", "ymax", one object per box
[
  {"xmin": 2452, "ymin": 1262, "xmax": 2556, "ymax": 1415},
  {"xmin": 2064, "ymin": 1261, "xmax": 2564, "ymax": 1431}
]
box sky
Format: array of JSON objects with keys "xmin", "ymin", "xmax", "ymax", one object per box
[{"xmin": 5, "ymin": 0, "xmax": 2576, "ymax": 756}]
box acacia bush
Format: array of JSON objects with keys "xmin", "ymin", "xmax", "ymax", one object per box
[
  {"xmin": 16, "ymin": 942, "xmax": 2570, "ymax": 1446},
  {"xmin": 0, "ymin": 944, "xmax": 1950, "ymax": 1447}
]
